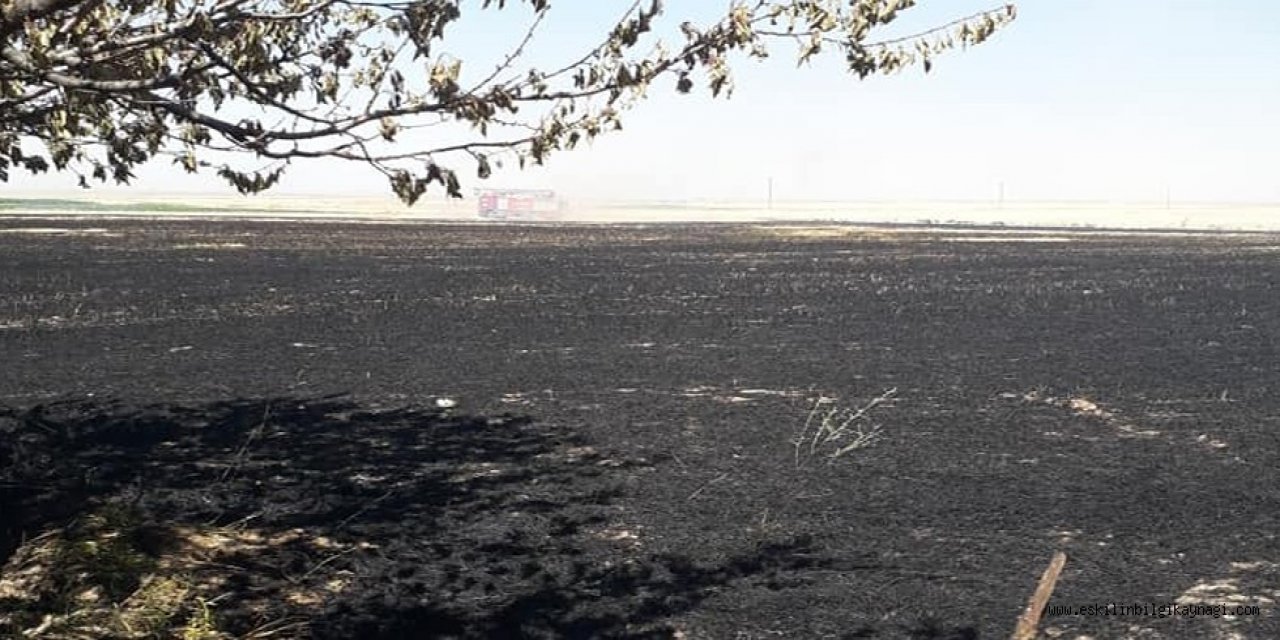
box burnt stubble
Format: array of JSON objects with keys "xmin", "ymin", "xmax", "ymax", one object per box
[{"xmin": 2, "ymin": 219, "xmax": 1278, "ymax": 639}]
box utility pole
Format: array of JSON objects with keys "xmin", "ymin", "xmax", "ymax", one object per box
[
  {"xmin": 998, "ymin": 181, "xmax": 1005, "ymax": 209},
  {"xmin": 767, "ymin": 176, "xmax": 774, "ymax": 210}
]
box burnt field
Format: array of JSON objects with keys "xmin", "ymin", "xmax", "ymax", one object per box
[{"xmin": 1, "ymin": 218, "xmax": 1279, "ymax": 639}]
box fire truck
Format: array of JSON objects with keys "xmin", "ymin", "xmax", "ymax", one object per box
[{"xmin": 475, "ymin": 189, "xmax": 561, "ymax": 220}]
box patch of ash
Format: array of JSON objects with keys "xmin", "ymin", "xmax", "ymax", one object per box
[{"xmin": 1012, "ymin": 389, "xmax": 1242, "ymax": 458}]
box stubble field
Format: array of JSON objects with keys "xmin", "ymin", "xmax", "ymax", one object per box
[{"xmin": 1, "ymin": 218, "xmax": 1278, "ymax": 639}]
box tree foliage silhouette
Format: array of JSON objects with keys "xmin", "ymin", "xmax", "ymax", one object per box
[{"xmin": 0, "ymin": 0, "xmax": 1015, "ymax": 202}]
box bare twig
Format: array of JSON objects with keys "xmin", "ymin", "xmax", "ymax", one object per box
[
  {"xmin": 219, "ymin": 402, "xmax": 271, "ymax": 482},
  {"xmin": 334, "ymin": 489, "xmax": 393, "ymax": 529},
  {"xmin": 686, "ymin": 472, "xmax": 730, "ymax": 501}
]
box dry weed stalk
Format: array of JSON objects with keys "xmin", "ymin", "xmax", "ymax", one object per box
[{"xmin": 794, "ymin": 388, "xmax": 896, "ymax": 466}]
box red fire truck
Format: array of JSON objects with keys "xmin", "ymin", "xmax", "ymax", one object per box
[{"xmin": 476, "ymin": 189, "xmax": 561, "ymax": 220}]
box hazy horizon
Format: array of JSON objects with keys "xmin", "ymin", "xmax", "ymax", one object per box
[
  {"xmin": 9, "ymin": 190, "xmax": 1280, "ymax": 207},
  {"xmin": 5, "ymin": 191, "xmax": 1280, "ymax": 231}
]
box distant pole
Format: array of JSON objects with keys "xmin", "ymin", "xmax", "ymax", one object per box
[
  {"xmin": 768, "ymin": 176, "xmax": 774, "ymax": 210},
  {"xmin": 1165, "ymin": 184, "xmax": 1171, "ymax": 210},
  {"xmin": 998, "ymin": 181, "xmax": 1005, "ymax": 209}
]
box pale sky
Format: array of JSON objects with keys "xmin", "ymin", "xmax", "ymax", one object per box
[{"xmin": 8, "ymin": 0, "xmax": 1280, "ymax": 204}]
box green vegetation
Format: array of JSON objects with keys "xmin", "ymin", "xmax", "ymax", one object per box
[
  {"xmin": 0, "ymin": 198, "xmax": 314, "ymax": 215},
  {"xmin": 0, "ymin": 504, "xmax": 226, "ymax": 639},
  {"xmin": 0, "ymin": 198, "xmax": 208, "ymax": 213}
]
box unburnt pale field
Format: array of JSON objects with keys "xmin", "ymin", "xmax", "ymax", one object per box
[{"xmin": 2, "ymin": 218, "xmax": 1279, "ymax": 639}]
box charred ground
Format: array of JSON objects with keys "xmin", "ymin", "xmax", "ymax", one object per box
[{"xmin": 1, "ymin": 219, "xmax": 1278, "ymax": 639}]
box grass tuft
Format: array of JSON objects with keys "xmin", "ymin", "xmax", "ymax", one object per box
[{"xmin": 0, "ymin": 503, "xmax": 229, "ymax": 639}]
